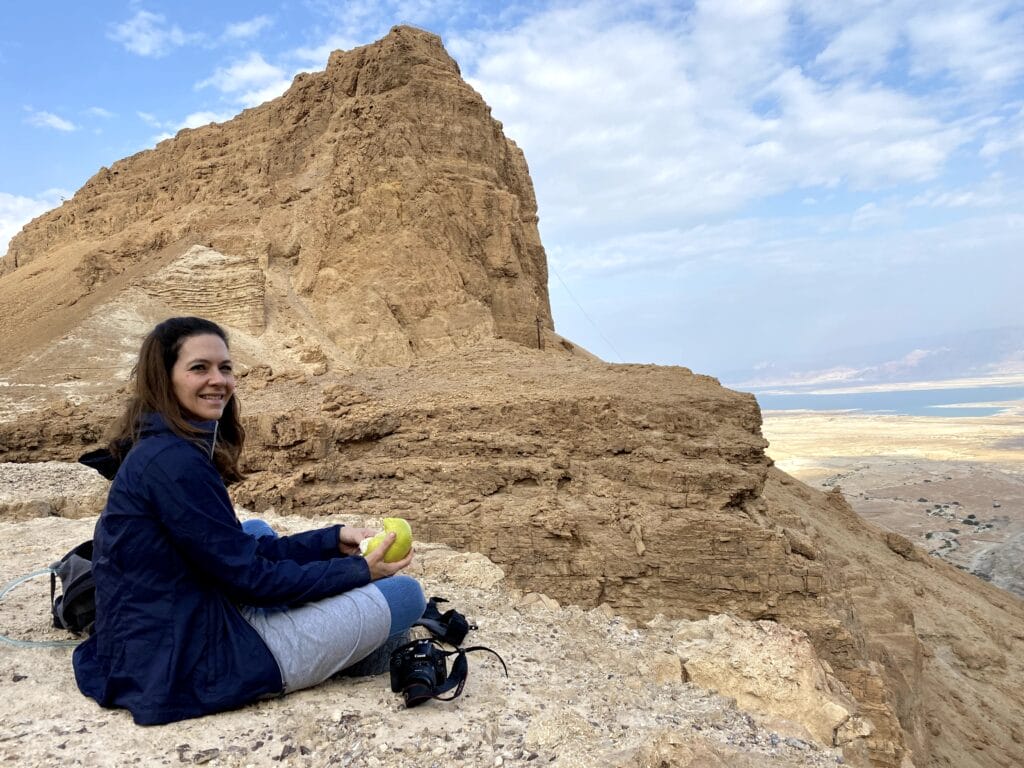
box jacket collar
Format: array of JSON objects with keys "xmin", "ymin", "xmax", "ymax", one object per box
[{"xmin": 141, "ymin": 411, "xmax": 219, "ymax": 459}]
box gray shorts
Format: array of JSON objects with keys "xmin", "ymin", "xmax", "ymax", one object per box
[{"xmin": 238, "ymin": 584, "xmax": 392, "ymax": 693}]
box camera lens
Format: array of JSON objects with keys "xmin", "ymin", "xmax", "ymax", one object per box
[
  {"xmin": 390, "ymin": 639, "xmax": 451, "ymax": 707},
  {"xmin": 402, "ymin": 680, "xmax": 435, "ymax": 708}
]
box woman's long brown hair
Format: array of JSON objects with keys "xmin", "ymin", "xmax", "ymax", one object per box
[{"xmin": 107, "ymin": 316, "xmax": 245, "ymax": 483}]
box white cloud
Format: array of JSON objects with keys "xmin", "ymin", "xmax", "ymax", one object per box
[
  {"xmin": 303, "ymin": 0, "xmax": 402, "ymax": 37},
  {"xmin": 86, "ymin": 107, "xmax": 115, "ymax": 118},
  {"xmin": 109, "ymin": 11, "xmax": 197, "ymax": 57},
  {"xmin": 224, "ymin": 15, "xmax": 273, "ymax": 40},
  {"xmin": 292, "ymin": 35, "xmax": 362, "ymax": 66},
  {"xmin": 980, "ymin": 104, "xmax": 1024, "ymax": 159},
  {"xmin": 906, "ymin": 4, "xmax": 1024, "ymax": 86},
  {"xmin": 764, "ymin": 69, "xmax": 960, "ymax": 187},
  {"xmin": 850, "ymin": 202, "xmax": 894, "ymax": 230},
  {"xmin": 179, "ymin": 111, "xmax": 237, "ymax": 130},
  {"xmin": 551, "ymin": 221, "xmax": 769, "ymax": 274},
  {"xmin": 146, "ymin": 110, "xmax": 239, "ymax": 146},
  {"xmin": 0, "ymin": 189, "xmax": 68, "ymax": 258},
  {"xmin": 137, "ymin": 111, "xmax": 161, "ymax": 127},
  {"xmin": 814, "ymin": 12, "xmax": 901, "ymax": 78},
  {"xmin": 25, "ymin": 109, "xmax": 76, "ymax": 131},
  {"xmin": 801, "ymin": 0, "xmax": 1024, "ymax": 88},
  {"xmin": 550, "ymin": 179, "xmax": 1024, "ymax": 279},
  {"xmin": 459, "ymin": 0, "xmax": 969, "ymax": 245},
  {"xmin": 909, "ymin": 179, "xmax": 1007, "ymax": 209},
  {"xmin": 197, "ymin": 53, "xmax": 292, "ymax": 108},
  {"xmin": 240, "ymin": 82, "xmax": 295, "ymax": 108}
]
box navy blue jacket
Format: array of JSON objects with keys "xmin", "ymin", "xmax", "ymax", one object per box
[{"xmin": 73, "ymin": 413, "xmax": 371, "ymax": 724}]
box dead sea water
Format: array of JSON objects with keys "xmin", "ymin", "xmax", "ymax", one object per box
[{"xmin": 752, "ymin": 384, "xmax": 1024, "ymax": 418}]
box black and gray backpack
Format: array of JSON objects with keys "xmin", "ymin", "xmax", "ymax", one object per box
[
  {"xmin": 50, "ymin": 540, "xmax": 96, "ymax": 635},
  {"xmin": 46, "ymin": 446, "xmax": 122, "ymax": 635}
]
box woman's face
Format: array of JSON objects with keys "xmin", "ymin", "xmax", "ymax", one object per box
[{"xmin": 170, "ymin": 334, "xmax": 236, "ymax": 421}]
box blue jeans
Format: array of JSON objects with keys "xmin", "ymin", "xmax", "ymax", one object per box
[{"xmin": 241, "ymin": 519, "xmax": 425, "ymax": 636}]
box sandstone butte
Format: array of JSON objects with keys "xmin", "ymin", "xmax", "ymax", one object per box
[{"xmin": 0, "ymin": 26, "xmax": 1021, "ymax": 768}]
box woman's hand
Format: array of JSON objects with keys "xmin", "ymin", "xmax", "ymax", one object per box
[
  {"xmin": 338, "ymin": 526, "xmax": 376, "ymax": 556},
  {"xmin": 362, "ymin": 532, "xmax": 414, "ymax": 580}
]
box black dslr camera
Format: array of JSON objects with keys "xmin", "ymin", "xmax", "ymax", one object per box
[
  {"xmin": 390, "ymin": 638, "xmax": 450, "ymax": 707},
  {"xmin": 390, "ymin": 634, "xmax": 508, "ymax": 709}
]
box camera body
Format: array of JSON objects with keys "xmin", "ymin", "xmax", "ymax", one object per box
[{"xmin": 390, "ymin": 638, "xmax": 448, "ymax": 707}]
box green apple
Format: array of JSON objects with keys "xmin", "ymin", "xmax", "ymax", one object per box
[{"xmin": 359, "ymin": 517, "xmax": 413, "ymax": 562}]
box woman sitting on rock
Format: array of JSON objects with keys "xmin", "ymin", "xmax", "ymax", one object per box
[{"xmin": 73, "ymin": 316, "xmax": 424, "ymax": 724}]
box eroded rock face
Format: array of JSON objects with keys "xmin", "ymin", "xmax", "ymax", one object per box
[
  {"xmin": 0, "ymin": 26, "xmax": 550, "ymax": 368},
  {"xmin": 228, "ymin": 351, "xmax": 1024, "ymax": 768},
  {"xmin": 222, "ymin": 348, "xmax": 906, "ymax": 768}
]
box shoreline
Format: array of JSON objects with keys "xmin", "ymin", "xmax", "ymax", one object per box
[
  {"xmin": 762, "ymin": 403, "xmax": 1024, "ymax": 473},
  {"xmin": 735, "ymin": 371, "xmax": 1024, "ymax": 395}
]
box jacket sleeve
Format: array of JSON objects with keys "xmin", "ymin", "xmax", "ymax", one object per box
[
  {"xmin": 144, "ymin": 449, "xmax": 371, "ymax": 606},
  {"xmin": 255, "ymin": 527, "xmax": 344, "ymax": 565}
]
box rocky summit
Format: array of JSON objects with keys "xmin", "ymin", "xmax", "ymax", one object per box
[
  {"xmin": 0, "ymin": 25, "xmax": 550, "ymax": 370},
  {"xmin": 1, "ymin": 26, "xmax": 1022, "ymax": 768}
]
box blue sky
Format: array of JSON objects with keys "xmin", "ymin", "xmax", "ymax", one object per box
[{"xmin": 2, "ymin": 1, "xmax": 1023, "ymax": 384}]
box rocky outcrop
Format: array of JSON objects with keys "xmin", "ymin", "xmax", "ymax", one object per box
[
  {"xmin": 8, "ymin": 343, "xmax": 1022, "ymax": 766},
  {"xmin": 973, "ymin": 533, "xmax": 1024, "ymax": 596},
  {"xmin": 234, "ymin": 348, "xmax": 802, "ymax": 625},
  {"xmin": 218, "ymin": 347, "xmax": 915, "ymax": 768},
  {"xmin": 0, "ymin": 26, "xmax": 550, "ymax": 368},
  {"xmin": 674, "ymin": 613, "xmax": 866, "ymax": 747},
  {"xmin": 0, "ymin": 461, "xmax": 107, "ymax": 520},
  {"xmin": 222, "ymin": 349, "xmax": 1024, "ymax": 768}
]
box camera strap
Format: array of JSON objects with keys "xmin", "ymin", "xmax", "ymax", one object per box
[
  {"xmin": 391, "ymin": 637, "xmax": 509, "ymax": 707},
  {"xmin": 432, "ymin": 644, "xmax": 509, "ymax": 701}
]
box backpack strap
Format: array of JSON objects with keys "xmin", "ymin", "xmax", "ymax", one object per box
[{"xmin": 50, "ymin": 570, "xmax": 58, "ymax": 628}]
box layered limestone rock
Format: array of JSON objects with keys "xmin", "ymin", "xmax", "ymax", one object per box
[
  {"xmin": 1, "ymin": 25, "xmax": 1023, "ymax": 768},
  {"xmin": 140, "ymin": 245, "xmax": 266, "ymax": 333}
]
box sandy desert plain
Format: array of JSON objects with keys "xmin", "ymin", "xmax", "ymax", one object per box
[{"xmin": 759, "ymin": 376, "xmax": 1024, "ymax": 593}]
